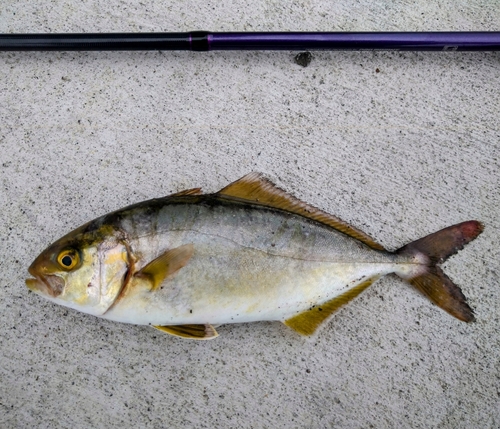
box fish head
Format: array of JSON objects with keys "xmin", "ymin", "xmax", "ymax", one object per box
[{"xmin": 26, "ymin": 221, "xmax": 130, "ymax": 317}]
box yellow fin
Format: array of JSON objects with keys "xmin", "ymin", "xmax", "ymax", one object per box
[
  {"xmin": 136, "ymin": 244, "xmax": 194, "ymax": 291},
  {"xmin": 284, "ymin": 276, "xmax": 380, "ymax": 336},
  {"xmin": 153, "ymin": 324, "xmax": 219, "ymax": 340},
  {"xmin": 168, "ymin": 187, "xmax": 203, "ymax": 197},
  {"xmin": 217, "ymin": 173, "xmax": 384, "ymax": 251}
]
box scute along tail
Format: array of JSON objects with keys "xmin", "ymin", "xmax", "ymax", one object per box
[{"xmin": 396, "ymin": 221, "xmax": 483, "ymax": 322}]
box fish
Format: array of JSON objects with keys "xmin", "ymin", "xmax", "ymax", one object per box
[{"xmin": 26, "ymin": 173, "xmax": 483, "ymax": 340}]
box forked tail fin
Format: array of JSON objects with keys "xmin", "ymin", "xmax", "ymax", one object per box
[{"xmin": 396, "ymin": 221, "xmax": 483, "ymax": 322}]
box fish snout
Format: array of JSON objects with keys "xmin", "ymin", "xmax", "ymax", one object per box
[
  {"xmin": 26, "ymin": 263, "xmax": 43, "ymax": 292},
  {"xmin": 28, "ymin": 262, "xmax": 40, "ymax": 279}
]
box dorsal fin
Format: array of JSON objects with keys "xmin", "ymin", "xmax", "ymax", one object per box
[
  {"xmin": 283, "ymin": 276, "xmax": 380, "ymax": 336},
  {"xmin": 217, "ymin": 173, "xmax": 384, "ymax": 251},
  {"xmin": 168, "ymin": 188, "xmax": 203, "ymax": 197}
]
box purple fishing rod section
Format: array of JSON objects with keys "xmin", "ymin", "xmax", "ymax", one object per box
[
  {"xmin": 210, "ymin": 32, "xmax": 500, "ymax": 51},
  {"xmin": 1, "ymin": 31, "xmax": 499, "ymax": 51}
]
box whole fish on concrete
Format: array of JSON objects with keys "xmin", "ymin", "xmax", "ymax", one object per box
[{"xmin": 26, "ymin": 173, "xmax": 483, "ymax": 339}]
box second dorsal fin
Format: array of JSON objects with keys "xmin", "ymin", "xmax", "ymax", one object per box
[{"xmin": 217, "ymin": 173, "xmax": 384, "ymax": 250}]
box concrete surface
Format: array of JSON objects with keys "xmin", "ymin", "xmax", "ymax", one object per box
[{"xmin": 1, "ymin": 1, "xmax": 499, "ymax": 428}]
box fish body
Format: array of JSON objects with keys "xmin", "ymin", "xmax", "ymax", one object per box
[
  {"xmin": 27, "ymin": 173, "xmax": 483, "ymax": 339},
  {"xmin": 101, "ymin": 196, "xmax": 412, "ymax": 326}
]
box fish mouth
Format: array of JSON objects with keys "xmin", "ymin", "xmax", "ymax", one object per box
[
  {"xmin": 26, "ymin": 266, "xmax": 64, "ymax": 297},
  {"xmin": 26, "ymin": 277, "xmax": 44, "ymax": 292}
]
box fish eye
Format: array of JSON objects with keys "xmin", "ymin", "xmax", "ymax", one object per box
[
  {"xmin": 57, "ymin": 250, "xmax": 79, "ymax": 270},
  {"xmin": 61, "ymin": 255, "xmax": 72, "ymax": 266}
]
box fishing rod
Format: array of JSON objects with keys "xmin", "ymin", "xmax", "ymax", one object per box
[{"xmin": 1, "ymin": 31, "xmax": 500, "ymax": 51}]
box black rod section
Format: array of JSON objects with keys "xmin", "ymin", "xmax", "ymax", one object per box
[{"xmin": 0, "ymin": 32, "xmax": 209, "ymax": 51}]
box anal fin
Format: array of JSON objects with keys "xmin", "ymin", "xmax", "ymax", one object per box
[
  {"xmin": 284, "ymin": 276, "xmax": 380, "ymax": 336},
  {"xmin": 153, "ymin": 324, "xmax": 219, "ymax": 340}
]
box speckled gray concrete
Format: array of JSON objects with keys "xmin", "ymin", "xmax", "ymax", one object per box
[{"xmin": 1, "ymin": 1, "xmax": 499, "ymax": 428}]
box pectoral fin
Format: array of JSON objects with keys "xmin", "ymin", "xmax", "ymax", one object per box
[
  {"xmin": 284, "ymin": 276, "xmax": 380, "ymax": 336},
  {"xmin": 136, "ymin": 244, "xmax": 194, "ymax": 291},
  {"xmin": 153, "ymin": 324, "xmax": 219, "ymax": 340}
]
